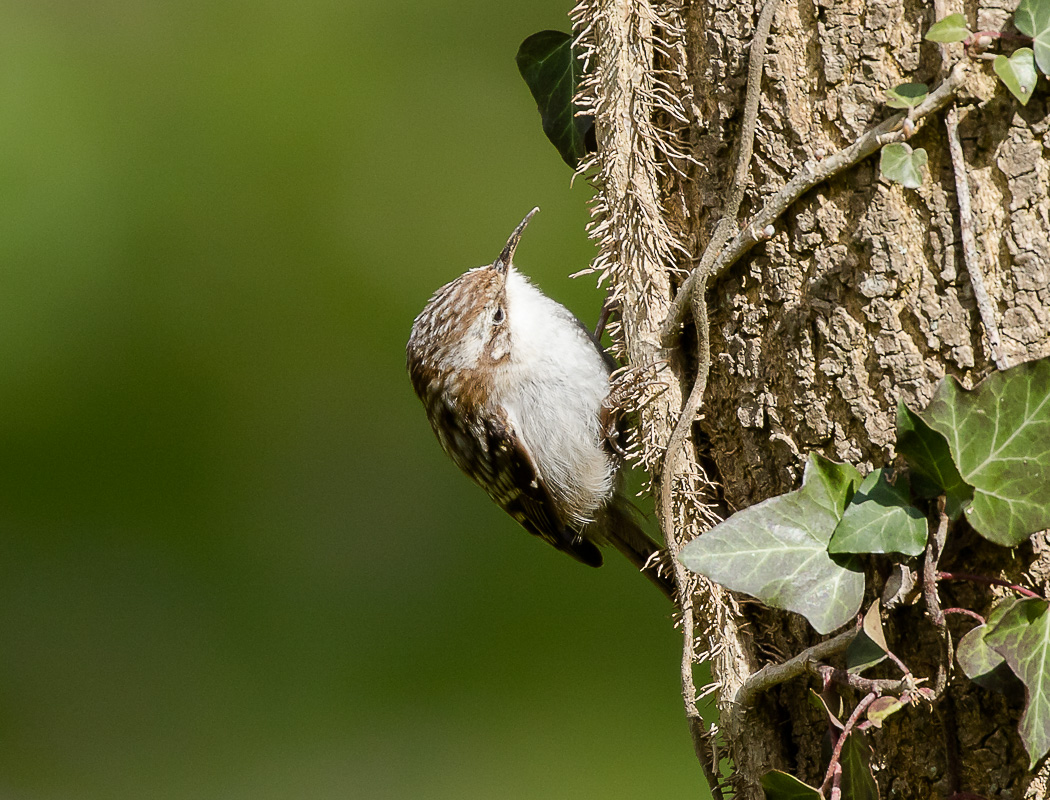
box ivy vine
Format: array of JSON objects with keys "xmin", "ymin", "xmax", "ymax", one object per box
[
  {"xmin": 680, "ymin": 356, "xmax": 1050, "ymax": 791},
  {"xmin": 881, "ymin": 2, "xmax": 1050, "ymax": 189}
]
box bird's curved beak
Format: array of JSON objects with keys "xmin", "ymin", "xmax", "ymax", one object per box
[{"xmin": 493, "ymin": 207, "xmax": 539, "ymax": 274}]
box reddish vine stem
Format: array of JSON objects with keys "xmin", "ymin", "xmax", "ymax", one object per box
[
  {"xmin": 820, "ymin": 692, "xmax": 878, "ymax": 794},
  {"xmin": 923, "ymin": 499, "xmax": 952, "ymax": 696},
  {"xmin": 964, "ymin": 30, "xmax": 1030, "ymax": 47},
  {"xmin": 943, "ymin": 607, "xmax": 986, "ymax": 624},
  {"xmin": 884, "ymin": 648, "xmax": 913, "ymax": 678},
  {"xmin": 937, "ymin": 572, "xmax": 1041, "ymax": 599}
]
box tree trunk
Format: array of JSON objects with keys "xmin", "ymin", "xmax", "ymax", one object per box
[{"xmin": 574, "ymin": 0, "xmax": 1050, "ymax": 797}]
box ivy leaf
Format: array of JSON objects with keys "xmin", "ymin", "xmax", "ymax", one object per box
[
  {"xmin": 679, "ymin": 453, "xmax": 864, "ymax": 635},
  {"xmin": 761, "ymin": 770, "xmax": 822, "ymax": 800},
  {"xmin": 829, "ymin": 468, "xmax": 927, "ymax": 556},
  {"xmin": 847, "ymin": 601, "xmax": 890, "ymax": 674},
  {"xmin": 994, "ymin": 48, "xmax": 1039, "ymax": 105},
  {"xmin": 896, "ymin": 401, "xmax": 974, "ymax": 519},
  {"xmin": 925, "ymin": 13, "xmax": 971, "ymax": 43},
  {"xmin": 885, "ymin": 82, "xmax": 929, "ymax": 108},
  {"xmin": 516, "ymin": 31, "xmax": 594, "ymax": 167},
  {"xmin": 808, "ymin": 688, "xmax": 844, "ymax": 725},
  {"xmin": 839, "ymin": 732, "xmax": 879, "ymax": 800},
  {"xmin": 1014, "ymin": 0, "xmax": 1050, "ymax": 75},
  {"xmin": 880, "ymin": 143, "xmax": 928, "ymax": 189},
  {"xmin": 985, "ymin": 598, "xmax": 1050, "ymax": 768},
  {"xmin": 957, "ymin": 599, "xmax": 1025, "ymax": 694},
  {"xmin": 922, "ymin": 358, "xmax": 1050, "ymax": 546},
  {"xmin": 866, "ymin": 695, "xmax": 907, "ymax": 728}
]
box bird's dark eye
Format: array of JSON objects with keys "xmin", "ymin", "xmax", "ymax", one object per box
[{"xmin": 492, "ymin": 306, "xmax": 505, "ymax": 324}]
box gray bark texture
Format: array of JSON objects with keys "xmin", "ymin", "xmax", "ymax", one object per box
[{"xmin": 573, "ymin": 0, "xmax": 1050, "ymax": 797}]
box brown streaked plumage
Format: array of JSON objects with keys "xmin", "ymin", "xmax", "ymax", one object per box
[{"xmin": 406, "ymin": 209, "xmax": 674, "ymax": 600}]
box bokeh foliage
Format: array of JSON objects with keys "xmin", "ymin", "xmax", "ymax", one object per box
[{"xmin": 0, "ymin": 2, "xmax": 702, "ymax": 798}]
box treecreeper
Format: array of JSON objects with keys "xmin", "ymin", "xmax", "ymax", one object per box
[{"xmin": 406, "ymin": 208, "xmax": 674, "ymax": 601}]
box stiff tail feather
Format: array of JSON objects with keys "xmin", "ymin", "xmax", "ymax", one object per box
[{"xmin": 603, "ymin": 500, "xmax": 677, "ymax": 604}]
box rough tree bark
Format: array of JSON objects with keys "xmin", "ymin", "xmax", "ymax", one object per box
[{"xmin": 573, "ymin": 0, "xmax": 1050, "ymax": 797}]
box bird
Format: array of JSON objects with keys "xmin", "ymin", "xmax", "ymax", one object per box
[{"xmin": 406, "ymin": 207, "xmax": 674, "ymax": 602}]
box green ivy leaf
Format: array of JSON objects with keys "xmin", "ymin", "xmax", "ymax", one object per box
[
  {"xmin": 885, "ymin": 82, "xmax": 929, "ymax": 108},
  {"xmin": 866, "ymin": 695, "xmax": 907, "ymax": 728},
  {"xmin": 994, "ymin": 48, "xmax": 1039, "ymax": 105},
  {"xmin": 880, "ymin": 143, "xmax": 928, "ymax": 189},
  {"xmin": 829, "ymin": 468, "xmax": 927, "ymax": 556},
  {"xmin": 922, "ymin": 358, "xmax": 1050, "ymax": 546},
  {"xmin": 679, "ymin": 453, "xmax": 864, "ymax": 635},
  {"xmin": 847, "ymin": 601, "xmax": 890, "ymax": 674},
  {"xmin": 957, "ymin": 599, "xmax": 1025, "ymax": 694},
  {"xmin": 925, "ymin": 13, "xmax": 971, "ymax": 43},
  {"xmin": 985, "ymin": 598, "xmax": 1050, "ymax": 768},
  {"xmin": 516, "ymin": 31, "xmax": 594, "ymax": 167},
  {"xmin": 839, "ymin": 732, "xmax": 879, "ymax": 800},
  {"xmin": 761, "ymin": 770, "xmax": 822, "ymax": 800},
  {"xmin": 1014, "ymin": 0, "xmax": 1050, "ymax": 75},
  {"xmin": 896, "ymin": 401, "xmax": 974, "ymax": 519}
]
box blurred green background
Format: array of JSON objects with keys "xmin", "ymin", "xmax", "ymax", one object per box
[{"xmin": 0, "ymin": 1, "xmax": 706, "ymax": 798}]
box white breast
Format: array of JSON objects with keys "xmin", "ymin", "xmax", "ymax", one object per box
[{"xmin": 495, "ymin": 268, "xmax": 616, "ymax": 527}]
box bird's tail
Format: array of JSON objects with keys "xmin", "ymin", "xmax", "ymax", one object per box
[{"xmin": 601, "ymin": 500, "xmax": 678, "ymax": 604}]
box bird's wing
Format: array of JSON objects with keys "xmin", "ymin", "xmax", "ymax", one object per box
[
  {"xmin": 426, "ymin": 394, "xmax": 602, "ymax": 568},
  {"xmin": 484, "ymin": 411, "xmax": 603, "ymax": 568}
]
